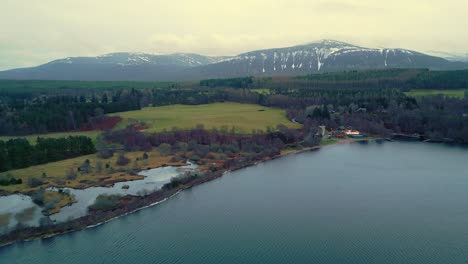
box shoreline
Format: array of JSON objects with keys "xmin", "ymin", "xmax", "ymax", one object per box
[
  {"xmin": 0, "ymin": 145, "xmax": 322, "ymax": 248},
  {"xmin": 1, "ymin": 137, "xmax": 449, "ymax": 248}
]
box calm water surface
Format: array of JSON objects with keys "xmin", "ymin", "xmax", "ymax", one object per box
[{"xmin": 1, "ymin": 142, "xmax": 468, "ymax": 264}]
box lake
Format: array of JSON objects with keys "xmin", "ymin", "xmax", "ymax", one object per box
[{"xmin": 1, "ymin": 141, "xmax": 468, "ymax": 263}]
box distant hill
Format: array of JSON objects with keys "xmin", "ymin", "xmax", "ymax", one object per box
[
  {"xmin": 427, "ymin": 51, "xmax": 468, "ymax": 62},
  {"xmin": 1, "ymin": 40, "xmax": 467, "ymax": 81}
]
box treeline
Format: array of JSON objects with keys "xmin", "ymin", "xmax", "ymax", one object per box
[
  {"xmin": 302, "ymin": 69, "xmax": 420, "ymax": 82},
  {"xmin": 101, "ymin": 125, "xmax": 319, "ymax": 163},
  {"xmin": 0, "ymin": 79, "xmax": 172, "ymax": 95},
  {"xmin": 0, "ymin": 136, "xmax": 96, "ymax": 172},
  {"xmin": 298, "ymin": 69, "xmax": 468, "ymax": 90},
  {"xmin": 292, "ymin": 92, "xmax": 468, "ymax": 143},
  {"xmin": 408, "ymin": 70, "xmax": 468, "ymax": 89},
  {"xmin": 199, "ymin": 69, "xmax": 468, "ymax": 91},
  {"xmin": 200, "ymin": 77, "xmax": 254, "ymax": 88},
  {"xmin": 151, "ymin": 87, "xmax": 260, "ymax": 106},
  {"xmin": 0, "ymin": 89, "xmax": 142, "ymax": 135}
]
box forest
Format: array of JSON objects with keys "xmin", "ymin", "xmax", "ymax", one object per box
[
  {"xmin": 0, "ymin": 68, "xmax": 467, "ymax": 143},
  {"xmin": 0, "ymin": 88, "xmax": 142, "ymax": 135},
  {"xmin": 0, "ymin": 136, "xmax": 95, "ymax": 172}
]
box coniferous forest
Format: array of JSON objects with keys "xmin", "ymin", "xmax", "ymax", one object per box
[
  {"xmin": 0, "ymin": 136, "xmax": 95, "ymax": 172},
  {"xmin": 0, "ymin": 68, "xmax": 467, "ymax": 144}
]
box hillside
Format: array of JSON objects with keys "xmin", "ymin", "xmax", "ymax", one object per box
[{"xmin": 0, "ymin": 40, "xmax": 467, "ymax": 81}]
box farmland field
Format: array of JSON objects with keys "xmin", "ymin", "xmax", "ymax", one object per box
[
  {"xmin": 405, "ymin": 89, "xmax": 467, "ymax": 98},
  {"xmin": 111, "ymin": 102, "xmax": 301, "ymax": 133},
  {"xmin": 0, "ymin": 103, "xmax": 300, "ymax": 143}
]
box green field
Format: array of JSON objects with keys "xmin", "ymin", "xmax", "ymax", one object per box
[
  {"xmin": 111, "ymin": 102, "xmax": 301, "ymax": 133},
  {"xmin": 0, "ymin": 131, "xmax": 101, "ymax": 144},
  {"xmin": 405, "ymin": 89, "xmax": 467, "ymax": 98},
  {"xmin": 251, "ymin": 89, "xmax": 271, "ymax": 95},
  {"xmin": 0, "ymin": 102, "xmax": 299, "ymax": 142}
]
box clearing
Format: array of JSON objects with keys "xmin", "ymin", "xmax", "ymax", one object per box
[
  {"xmin": 110, "ymin": 102, "xmax": 301, "ymax": 133},
  {"xmin": 405, "ymin": 89, "xmax": 467, "ymax": 98}
]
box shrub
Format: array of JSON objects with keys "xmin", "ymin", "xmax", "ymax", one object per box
[
  {"xmin": 97, "ymin": 148, "xmax": 114, "ymax": 159},
  {"xmin": 163, "ymin": 171, "xmax": 201, "ymax": 190},
  {"xmin": 88, "ymin": 194, "xmax": 122, "ymax": 211},
  {"xmin": 0, "ymin": 175, "xmax": 22, "ymax": 186},
  {"xmin": 28, "ymin": 177, "xmax": 44, "ymax": 188},
  {"xmin": 10, "ymin": 178, "xmax": 22, "ymax": 185},
  {"xmin": 96, "ymin": 161, "xmax": 103, "ymax": 173},
  {"xmin": 116, "ymin": 153, "xmax": 130, "ymax": 166},
  {"xmin": 174, "ymin": 142, "xmax": 188, "ymax": 154},
  {"xmin": 193, "ymin": 144, "xmax": 210, "ymax": 158},
  {"xmin": 158, "ymin": 143, "xmax": 172, "ymax": 156},
  {"xmin": 66, "ymin": 168, "xmax": 77, "ymax": 180},
  {"xmin": 79, "ymin": 159, "xmax": 92, "ymax": 174},
  {"xmin": 170, "ymin": 155, "xmax": 185, "ymax": 163},
  {"xmin": 189, "ymin": 154, "xmax": 200, "ymax": 161},
  {"xmin": 55, "ymin": 177, "xmax": 65, "ymax": 185},
  {"xmin": 31, "ymin": 188, "xmax": 45, "ymax": 206},
  {"xmin": 0, "ymin": 179, "xmax": 9, "ymax": 186}
]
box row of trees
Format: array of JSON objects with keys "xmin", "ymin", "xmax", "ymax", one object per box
[
  {"xmin": 101, "ymin": 125, "xmax": 320, "ymax": 164},
  {"xmin": 0, "ymin": 89, "xmax": 142, "ymax": 135},
  {"xmin": 0, "ymin": 136, "xmax": 96, "ymax": 172},
  {"xmin": 294, "ymin": 94, "xmax": 468, "ymax": 143},
  {"xmin": 1, "ymin": 69, "xmax": 467, "ymax": 144}
]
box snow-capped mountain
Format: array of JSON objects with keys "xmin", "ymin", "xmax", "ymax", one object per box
[
  {"xmin": 193, "ymin": 40, "xmax": 466, "ymax": 79},
  {"xmin": 48, "ymin": 52, "xmax": 228, "ymax": 67},
  {"xmin": 0, "ymin": 40, "xmax": 467, "ymax": 81},
  {"xmin": 0, "ymin": 53, "xmax": 230, "ymax": 81}
]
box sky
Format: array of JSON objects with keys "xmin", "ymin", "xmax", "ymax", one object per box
[{"xmin": 1, "ymin": 0, "xmax": 468, "ymax": 70}]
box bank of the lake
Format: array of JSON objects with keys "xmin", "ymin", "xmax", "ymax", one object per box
[
  {"xmin": 0, "ymin": 145, "xmax": 320, "ymax": 247},
  {"xmin": 1, "ymin": 141, "xmax": 467, "ymax": 263}
]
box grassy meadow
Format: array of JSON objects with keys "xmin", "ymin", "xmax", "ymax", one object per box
[
  {"xmin": 405, "ymin": 89, "xmax": 467, "ymax": 98},
  {"xmin": 0, "ymin": 149, "xmax": 186, "ymax": 194},
  {"xmin": 0, "ymin": 103, "xmax": 300, "ymax": 143},
  {"xmin": 111, "ymin": 102, "xmax": 301, "ymax": 133}
]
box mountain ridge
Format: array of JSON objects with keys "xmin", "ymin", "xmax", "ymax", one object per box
[{"xmin": 1, "ymin": 39, "xmax": 467, "ymax": 81}]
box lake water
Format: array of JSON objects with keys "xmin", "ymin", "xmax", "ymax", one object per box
[{"xmin": 1, "ymin": 142, "xmax": 468, "ymax": 263}]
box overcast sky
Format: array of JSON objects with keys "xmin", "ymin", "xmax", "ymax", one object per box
[{"xmin": 1, "ymin": 0, "xmax": 467, "ymax": 70}]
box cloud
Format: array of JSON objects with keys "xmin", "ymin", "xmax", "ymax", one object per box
[
  {"xmin": 311, "ymin": 0, "xmax": 385, "ymax": 14},
  {"xmin": 0, "ymin": 0, "xmax": 467, "ymax": 70}
]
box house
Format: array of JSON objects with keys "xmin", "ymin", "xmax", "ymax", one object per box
[
  {"xmin": 330, "ymin": 130, "xmax": 346, "ymax": 138},
  {"xmin": 344, "ymin": 129, "xmax": 360, "ymax": 136},
  {"xmin": 344, "ymin": 129, "xmax": 364, "ymax": 138}
]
